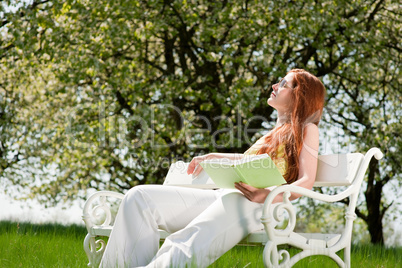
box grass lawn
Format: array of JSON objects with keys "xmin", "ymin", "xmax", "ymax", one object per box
[{"xmin": 0, "ymin": 221, "xmax": 400, "ymax": 267}]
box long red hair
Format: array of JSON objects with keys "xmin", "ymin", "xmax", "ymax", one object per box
[{"xmin": 257, "ymin": 69, "xmax": 326, "ymax": 183}]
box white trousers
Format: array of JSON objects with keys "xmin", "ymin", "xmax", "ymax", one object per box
[{"xmin": 100, "ymin": 185, "xmax": 264, "ymax": 268}]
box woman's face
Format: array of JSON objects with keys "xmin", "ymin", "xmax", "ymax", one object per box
[{"xmin": 267, "ymin": 72, "xmax": 295, "ymax": 114}]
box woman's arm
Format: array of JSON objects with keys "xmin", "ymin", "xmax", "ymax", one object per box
[
  {"xmin": 235, "ymin": 123, "xmax": 319, "ymax": 203},
  {"xmin": 287, "ymin": 123, "xmax": 319, "ymax": 195},
  {"xmin": 187, "ymin": 153, "xmax": 244, "ymax": 176}
]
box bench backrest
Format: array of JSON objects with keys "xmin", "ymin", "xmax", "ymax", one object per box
[
  {"xmin": 314, "ymin": 153, "xmax": 364, "ymax": 187},
  {"xmin": 163, "ymin": 153, "xmax": 365, "ymax": 188}
]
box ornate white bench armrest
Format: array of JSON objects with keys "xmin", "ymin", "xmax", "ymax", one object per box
[
  {"xmin": 261, "ymin": 147, "xmax": 383, "ymax": 267},
  {"xmin": 82, "ymin": 191, "xmax": 124, "ymax": 267}
]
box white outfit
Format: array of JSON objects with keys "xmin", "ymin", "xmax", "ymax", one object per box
[{"xmin": 100, "ymin": 185, "xmax": 264, "ymax": 268}]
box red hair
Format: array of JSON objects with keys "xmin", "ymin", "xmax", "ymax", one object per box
[{"xmin": 257, "ymin": 69, "xmax": 326, "ymax": 183}]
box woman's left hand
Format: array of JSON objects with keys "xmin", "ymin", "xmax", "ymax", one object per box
[{"xmin": 234, "ymin": 182, "xmax": 270, "ymax": 203}]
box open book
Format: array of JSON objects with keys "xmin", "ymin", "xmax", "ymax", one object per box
[{"xmin": 199, "ymin": 154, "xmax": 286, "ymax": 189}]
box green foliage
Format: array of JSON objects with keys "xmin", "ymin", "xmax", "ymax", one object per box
[{"xmin": 0, "ymin": 0, "xmax": 400, "ymax": 244}]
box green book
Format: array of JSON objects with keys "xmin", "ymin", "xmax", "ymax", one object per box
[{"xmin": 199, "ymin": 154, "xmax": 286, "ymax": 189}]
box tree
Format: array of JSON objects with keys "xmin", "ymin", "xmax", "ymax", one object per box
[
  {"xmin": 1, "ymin": 0, "xmax": 400, "ymax": 244},
  {"xmin": 0, "ymin": 0, "xmax": 50, "ymax": 193},
  {"xmin": 324, "ymin": 47, "xmax": 401, "ymax": 244}
]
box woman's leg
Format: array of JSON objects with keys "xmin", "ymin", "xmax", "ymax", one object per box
[
  {"xmin": 145, "ymin": 191, "xmax": 264, "ymax": 268},
  {"xmin": 100, "ymin": 185, "xmax": 220, "ymax": 268}
]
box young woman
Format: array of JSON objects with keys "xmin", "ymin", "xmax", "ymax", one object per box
[{"xmin": 100, "ymin": 69, "xmax": 326, "ymax": 267}]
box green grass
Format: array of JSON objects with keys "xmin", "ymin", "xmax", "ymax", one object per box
[
  {"xmin": 0, "ymin": 221, "xmax": 88, "ymax": 268},
  {"xmin": 212, "ymin": 244, "xmax": 402, "ymax": 267},
  {"xmin": 0, "ymin": 221, "xmax": 400, "ymax": 267}
]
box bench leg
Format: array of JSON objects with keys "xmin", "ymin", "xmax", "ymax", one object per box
[
  {"xmin": 344, "ymin": 242, "xmax": 351, "ymax": 268},
  {"xmin": 84, "ymin": 233, "xmax": 106, "ymax": 267}
]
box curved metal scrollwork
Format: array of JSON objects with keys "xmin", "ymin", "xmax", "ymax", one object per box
[
  {"xmin": 83, "ymin": 191, "xmax": 124, "ymax": 232},
  {"xmin": 82, "ymin": 191, "xmax": 124, "ymax": 267},
  {"xmin": 263, "ymin": 241, "xmax": 292, "ymax": 267},
  {"xmin": 262, "ymin": 190, "xmax": 296, "ymax": 267},
  {"xmin": 90, "ymin": 196, "xmax": 113, "ymax": 226},
  {"xmin": 84, "ymin": 234, "xmax": 106, "ymax": 267},
  {"xmin": 278, "ymin": 249, "xmax": 291, "ymax": 265},
  {"xmin": 271, "ymin": 191, "xmax": 297, "ymax": 237}
]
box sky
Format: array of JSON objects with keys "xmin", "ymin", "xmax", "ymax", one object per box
[{"xmin": 0, "ymin": 191, "xmax": 83, "ymax": 225}]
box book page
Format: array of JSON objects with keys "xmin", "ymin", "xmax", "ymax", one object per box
[
  {"xmin": 200, "ymin": 153, "xmax": 269, "ymax": 166},
  {"xmin": 235, "ymin": 157, "xmax": 286, "ymax": 188},
  {"xmin": 199, "ymin": 161, "xmax": 242, "ymax": 189},
  {"xmin": 164, "ymin": 161, "xmax": 217, "ymax": 189},
  {"xmin": 201, "ymin": 154, "xmax": 286, "ymax": 189}
]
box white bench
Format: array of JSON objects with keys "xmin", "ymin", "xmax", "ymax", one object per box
[{"xmin": 82, "ymin": 148, "xmax": 382, "ymax": 267}]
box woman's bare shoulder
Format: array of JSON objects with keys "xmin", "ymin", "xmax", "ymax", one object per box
[
  {"xmin": 302, "ymin": 123, "xmax": 319, "ymax": 151},
  {"xmin": 303, "ymin": 123, "xmax": 319, "ymax": 135}
]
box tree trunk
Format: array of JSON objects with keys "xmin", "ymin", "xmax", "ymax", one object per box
[{"xmin": 364, "ymin": 158, "xmax": 384, "ymax": 245}]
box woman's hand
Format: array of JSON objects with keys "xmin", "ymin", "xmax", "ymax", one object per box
[
  {"xmin": 235, "ymin": 182, "xmax": 271, "ymax": 203},
  {"xmin": 187, "ymin": 154, "xmax": 210, "ymax": 177}
]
